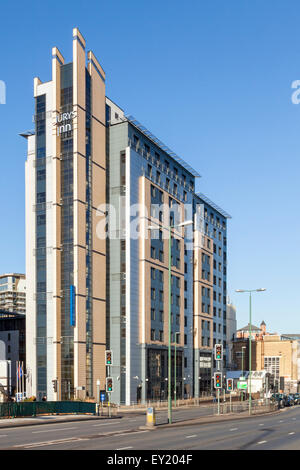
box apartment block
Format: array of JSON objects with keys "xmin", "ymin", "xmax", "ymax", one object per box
[{"xmin": 22, "ymin": 29, "xmax": 230, "ymax": 403}]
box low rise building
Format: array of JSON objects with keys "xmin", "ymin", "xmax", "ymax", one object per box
[
  {"xmin": 0, "ymin": 311, "xmax": 25, "ymax": 395},
  {"xmin": 236, "ymin": 320, "xmax": 274, "ymax": 340},
  {"xmin": 255, "ymin": 335, "xmax": 299, "ymax": 393},
  {"xmin": 232, "ymin": 326, "xmax": 300, "ymax": 394},
  {"xmin": 0, "ymin": 274, "xmax": 26, "ymax": 314}
]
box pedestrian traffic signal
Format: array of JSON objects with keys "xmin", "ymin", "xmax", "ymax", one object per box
[
  {"xmin": 105, "ymin": 350, "xmax": 113, "ymax": 366},
  {"xmin": 214, "ymin": 372, "xmax": 222, "ymax": 389},
  {"xmin": 52, "ymin": 379, "xmax": 57, "ymax": 392},
  {"xmin": 106, "ymin": 377, "xmax": 113, "ymax": 393},
  {"xmin": 214, "ymin": 344, "xmax": 223, "ymax": 361},
  {"xmin": 227, "ymin": 378, "xmax": 233, "ymax": 391}
]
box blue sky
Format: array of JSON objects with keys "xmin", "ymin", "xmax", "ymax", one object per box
[{"xmin": 0, "ymin": 0, "xmax": 299, "ymax": 333}]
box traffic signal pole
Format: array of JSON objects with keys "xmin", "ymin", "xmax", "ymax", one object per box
[{"xmin": 217, "ymin": 360, "xmax": 220, "ymax": 415}]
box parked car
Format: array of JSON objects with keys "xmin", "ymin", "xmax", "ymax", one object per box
[
  {"xmin": 285, "ymin": 394, "xmax": 295, "ymax": 406},
  {"xmin": 271, "ymin": 393, "xmax": 286, "ymax": 408},
  {"xmin": 291, "ymin": 393, "xmax": 300, "ymax": 405}
]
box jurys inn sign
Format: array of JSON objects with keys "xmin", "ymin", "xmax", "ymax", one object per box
[{"xmin": 56, "ymin": 111, "xmax": 76, "ymax": 136}]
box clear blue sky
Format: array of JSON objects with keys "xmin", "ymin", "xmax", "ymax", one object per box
[{"xmin": 0, "ymin": 0, "xmax": 299, "ymax": 333}]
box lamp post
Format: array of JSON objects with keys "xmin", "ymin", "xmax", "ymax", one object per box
[
  {"xmin": 174, "ymin": 331, "xmax": 180, "ymax": 407},
  {"xmin": 148, "ymin": 219, "xmax": 193, "ymax": 424},
  {"xmin": 241, "ymin": 346, "xmax": 246, "ymax": 401},
  {"xmin": 236, "ymin": 288, "xmax": 266, "ymax": 414}
]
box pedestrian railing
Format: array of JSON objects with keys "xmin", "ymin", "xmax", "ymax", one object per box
[
  {"xmin": 212, "ymin": 399, "xmax": 278, "ymax": 415},
  {"xmin": 0, "ymin": 401, "xmax": 97, "ymax": 418}
]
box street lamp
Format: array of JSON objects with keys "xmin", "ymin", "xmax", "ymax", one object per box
[
  {"xmin": 174, "ymin": 331, "xmax": 180, "ymax": 407},
  {"xmin": 148, "ymin": 219, "xmax": 193, "ymax": 424},
  {"xmin": 235, "ymin": 288, "xmax": 266, "ymax": 414},
  {"xmin": 241, "ymin": 346, "xmax": 246, "ymax": 402}
]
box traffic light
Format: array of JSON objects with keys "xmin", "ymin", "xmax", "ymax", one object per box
[
  {"xmin": 52, "ymin": 379, "xmax": 57, "ymax": 392},
  {"xmin": 214, "ymin": 344, "xmax": 223, "ymax": 361},
  {"xmin": 105, "ymin": 350, "xmax": 113, "ymax": 366},
  {"xmin": 227, "ymin": 378, "xmax": 233, "ymax": 392},
  {"xmin": 106, "ymin": 377, "xmax": 113, "ymax": 393},
  {"xmin": 214, "ymin": 372, "xmax": 222, "ymax": 389}
]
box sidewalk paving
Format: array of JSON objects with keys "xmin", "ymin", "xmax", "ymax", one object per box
[
  {"xmin": 0, "ymin": 414, "xmax": 121, "ymax": 429},
  {"xmin": 0, "ymin": 404, "xmax": 281, "ymax": 430}
]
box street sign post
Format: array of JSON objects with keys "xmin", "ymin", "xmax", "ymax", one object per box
[
  {"xmin": 227, "ymin": 379, "xmax": 234, "ymax": 412},
  {"xmin": 214, "ymin": 372, "xmax": 222, "ymax": 415}
]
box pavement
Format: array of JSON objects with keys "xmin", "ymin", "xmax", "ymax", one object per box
[
  {"xmin": 0, "ymin": 401, "xmax": 278, "ymax": 430},
  {"xmin": 0, "ymin": 413, "xmax": 121, "ymax": 429}
]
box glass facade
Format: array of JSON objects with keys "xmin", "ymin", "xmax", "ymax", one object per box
[
  {"xmin": 35, "ymin": 93, "xmax": 47, "ymax": 399},
  {"xmin": 85, "ymin": 70, "xmax": 93, "ymax": 397},
  {"xmin": 60, "ymin": 63, "xmax": 74, "ymax": 399}
]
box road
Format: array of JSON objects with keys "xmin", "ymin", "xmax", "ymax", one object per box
[{"xmin": 1, "ymin": 405, "xmax": 300, "ymax": 450}]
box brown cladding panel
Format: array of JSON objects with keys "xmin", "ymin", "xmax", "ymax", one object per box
[
  {"xmin": 92, "ymin": 164, "xmax": 106, "ymax": 209},
  {"xmin": 92, "ymin": 208, "xmax": 106, "ymax": 256},
  {"xmin": 92, "ymin": 252, "xmax": 106, "ymax": 301}
]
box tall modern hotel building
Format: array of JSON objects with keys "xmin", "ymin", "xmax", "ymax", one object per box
[{"xmin": 23, "ymin": 29, "xmax": 231, "ymax": 403}]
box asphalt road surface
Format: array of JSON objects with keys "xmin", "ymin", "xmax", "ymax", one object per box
[{"xmin": 1, "ymin": 405, "xmax": 300, "ymax": 450}]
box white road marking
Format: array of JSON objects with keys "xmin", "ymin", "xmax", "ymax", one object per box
[
  {"xmin": 259, "ymin": 424, "xmax": 264, "ymax": 426},
  {"xmin": 186, "ymin": 435, "xmax": 197, "ymax": 439},
  {"xmin": 230, "ymin": 428, "xmax": 238, "ymax": 431},
  {"xmin": 15, "ymin": 437, "xmax": 89, "ymax": 448},
  {"xmin": 32, "ymin": 427, "xmax": 77, "ymax": 434},
  {"xmin": 289, "ymin": 432, "xmax": 295, "ymax": 435},
  {"xmin": 0, "ymin": 435, "xmax": 8, "ymax": 437},
  {"xmin": 257, "ymin": 441, "xmax": 267, "ymax": 445},
  {"xmin": 116, "ymin": 446, "xmax": 133, "ymax": 450}
]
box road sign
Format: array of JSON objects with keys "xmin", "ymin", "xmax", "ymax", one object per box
[
  {"xmin": 237, "ymin": 381, "xmax": 247, "ymax": 390},
  {"xmin": 100, "ymin": 390, "xmax": 106, "ymax": 402}
]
